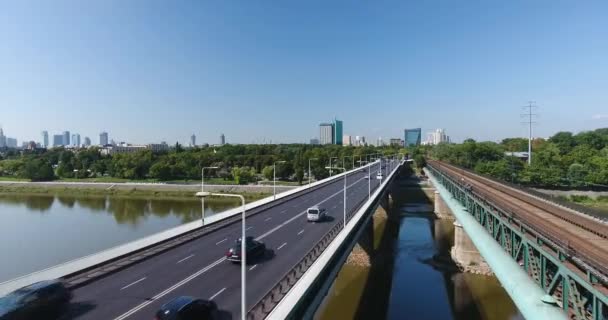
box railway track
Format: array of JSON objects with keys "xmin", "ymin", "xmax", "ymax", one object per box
[{"xmin": 428, "ymin": 160, "xmax": 608, "ymax": 279}]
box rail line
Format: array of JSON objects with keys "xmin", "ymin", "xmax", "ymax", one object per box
[{"xmin": 428, "ymin": 160, "xmax": 608, "ymax": 279}]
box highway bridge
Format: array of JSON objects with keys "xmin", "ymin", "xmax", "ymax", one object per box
[{"xmin": 0, "ymin": 157, "xmax": 403, "ymax": 320}]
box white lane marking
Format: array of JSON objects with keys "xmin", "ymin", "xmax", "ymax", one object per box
[
  {"xmin": 120, "ymin": 277, "xmax": 147, "ymax": 291},
  {"xmin": 246, "ymin": 226, "xmax": 253, "ymax": 231},
  {"xmin": 113, "ymin": 258, "xmax": 225, "ymax": 320},
  {"xmin": 176, "ymin": 254, "xmax": 195, "ymax": 264},
  {"xmin": 255, "ymin": 175, "xmax": 367, "ymax": 242},
  {"xmin": 280, "ymin": 210, "xmax": 287, "ymax": 214},
  {"xmin": 297, "ymin": 229, "xmax": 304, "ymax": 235},
  {"xmin": 264, "ymin": 217, "xmax": 272, "ymax": 222},
  {"xmin": 249, "ymin": 264, "xmax": 258, "ymax": 271},
  {"xmin": 113, "ymin": 174, "xmax": 372, "ymax": 320},
  {"xmin": 277, "ymin": 242, "xmax": 287, "ymax": 250},
  {"xmin": 209, "ymin": 287, "xmax": 226, "ymax": 300},
  {"xmin": 332, "ymin": 205, "xmax": 337, "ymax": 209},
  {"xmin": 215, "ymin": 238, "xmax": 227, "ymax": 245}
]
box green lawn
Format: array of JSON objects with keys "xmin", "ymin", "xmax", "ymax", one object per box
[{"xmin": 0, "ymin": 176, "xmax": 28, "ymax": 182}]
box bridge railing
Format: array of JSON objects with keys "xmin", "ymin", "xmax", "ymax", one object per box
[{"xmin": 250, "ymin": 160, "xmax": 403, "ymax": 319}]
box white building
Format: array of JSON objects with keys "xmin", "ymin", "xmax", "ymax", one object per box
[
  {"xmin": 424, "ymin": 129, "xmax": 450, "ymax": 145},
  {"xmin": 42, "ymin": 131, "xmax": 49, "ymax": 148},
  {"xmin": 7, "ymin": 138, "xmax": 17, "ymax": 148},
  {"xmin": 319, "ymin": 123, "xmax": 334, "ymax": 145},
  {"xmin": 99, "ymin": 132, "xmax": 109, "ymax": 146}
]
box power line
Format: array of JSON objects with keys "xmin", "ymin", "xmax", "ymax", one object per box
[{"xmin": 521, "ymin": 101, "xmax": 538, "ymax": 165}]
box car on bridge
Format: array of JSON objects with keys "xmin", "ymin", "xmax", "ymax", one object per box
[
  {"xmin": 0, "ymin": 279, "xmax": 72, "ymax": 320},
  {"xmin": 226, "ymin": 236, "xmax": 266, "ymax": 263},
  {"xmin": 306, "ymin": 205, "xmax": 327, "ymax": 222},
  {"xmin": 155, "ymin": 296, "xmax": 218, "ymax": 320}
]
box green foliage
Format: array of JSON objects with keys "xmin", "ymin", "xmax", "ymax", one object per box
[
  {"xmin": 262, "ymin": 166, "xmax": 274, "ymax": 181},
  {"xmin": 22, "ymin": 159, "xmax": 55, "ymax": 181},
  {"xmin": 231, "ymin": 166, "xmax": 256, "ymax": 185},
  {"xmin": 413, "ymin": 154, "xmax": 426, "ymax": 169}
]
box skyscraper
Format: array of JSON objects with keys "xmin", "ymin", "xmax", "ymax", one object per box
[
  {"xmin": 190, "ymin": 134, "xmax": 196, "ymax": 147},
  {"xmin": 42, "ymin": 131, "xmax": 49, "ymax": 148},
  {"xmin": 100, "ymin": 132, "xmax": 109, "ymax": 146},
  {"xmin": 63, "ymin": 131, "xmax": 70, "ymax": 146},
  {"xmin": 404, "ymin": 128, "xmax": 422, "ymax": 147},
  {"xmin": 0, "ymin": 128, "xmax": 6, "ymax": 148},
  {"xmin": 333, "ymin": 119, "xmax": 343, "ymax": 145},
  {"xmin": 84, "ymin": 137, "xmax": 91, "ymax": 146},
  {"xmin": 6, "ymin": 138, "xmax": 17, "ymax": 148},
  {"xmin": 220, "ymin": 133, "xmax": 225, "ymax": 145},
  {"xmin": 343, "ymin": 135, "xmax": 352, "ymax": 146},
  {"xmin": 53, "ymin": 134, "xmax": 63, "ymax": 146},
  {"xmin": 74, "ymin": 134, "xmax": 81, "ymax": 147},
  {"xmin": 319, "ymin": 123, "xmax": 334, "ymax": 145}
]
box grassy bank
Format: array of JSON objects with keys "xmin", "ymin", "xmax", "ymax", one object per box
[
  {"xmin": 561, "ymin": 195, "xmax": 608, "ymax": 212},
  {"xmin": 0, "ymin": 184, "xmax": 270, "ymax": 201}
]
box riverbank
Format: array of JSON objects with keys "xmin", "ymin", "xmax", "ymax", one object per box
[{"xmin": 0, "ymin": 181, "xmax": 274, "ymax": 201}]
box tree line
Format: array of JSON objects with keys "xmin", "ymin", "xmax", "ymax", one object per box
[
  {"xmin": 428, "ymin": 128, "xmax": 608, "ymax": 188},
  {"xmin": 0, "ymin": 144, "xmax": 406, "ymax": 183}
]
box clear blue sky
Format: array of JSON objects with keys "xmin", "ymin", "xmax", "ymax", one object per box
[{"xmin": 1, "ymin": 1, "xmax": 607, "ymax": 145}]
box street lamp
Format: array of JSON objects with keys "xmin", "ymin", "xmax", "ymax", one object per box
[
  {"xmin": 308, "ymin": 158, "xmax": 318, "ymax": 187},
  {"xmin": 329, "ymin": 157, "xmax": 338, "ymax": 176},
  {"xmin": 196, "ymin": 191, "xmax": 246, "ymax": 320},
  {"xmin": 201, "ymin": 166, "xmax": 219, "ymax": 224},
  {"xmin": 326, "ymin": 166, "xmax": 347, "ymax": 229},
  {"xmin": 274, "ymin": 161, "xmax": 286, "ymax": 200}
]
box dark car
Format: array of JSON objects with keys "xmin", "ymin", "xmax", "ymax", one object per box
[
  {"xmin": 155, "ymin": 296, "xmax": 218, "ymax": 320},
  {"xmin": 226, "ymin": 236, "xmax": 266, "ymax": 263},
  {"xmin": 0, "ymin": 280, "xmax": 72, "ymax": 320}
]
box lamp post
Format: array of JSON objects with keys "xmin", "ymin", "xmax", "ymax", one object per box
[
  {"xmin": 196, "ymin": 191, "xmax": 246, "ymax": 320},
  {"xmin": 329, "ymin": 157, "xmax": 338, "ymax": 176},
  {"xmin": 274, "ymin": 161, "xmax": 286, "ymax": 200},
  {"xmin": 326, "ymin": 166, "xmax": 347, "ymax": 229},
  {"xmin": 308, "ymin": 158, "xmax": 318, "ymax": 187},
  {"xmin": 201, "ymin": 166, "xmax": 219, "ymax": 224}
]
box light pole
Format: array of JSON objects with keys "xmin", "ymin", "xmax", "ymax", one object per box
[
  {"xmin": 326, "ymin": 166, "xmax": 347, "ymax": 229},
  {"xmin": 308, "ymin": 158, "xmax": 318, "ymax": 187},
  {"xmin": 329, "ymin": 157, "xmax": 338, "ymax": 176},
  {"xmin": 201, "ymin": 166, "xmax": 219, "ymax": 224},
  {"xmin": 274, "ymin": 161, "xmax": 286, "ymax": 200},
  {"xmin": 196, "ymin": 191, "xmax": 246, "ymax": 320}
]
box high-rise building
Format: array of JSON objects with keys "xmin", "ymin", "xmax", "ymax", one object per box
[
  {"xmin": 354, "ymin": 136, "xmax": 360, "ymax": 147},
  {"xmin": 0, "ymin": 128, "xmax": 5, "ymax": 148},
  {"xmin": 377, "ymin": 137, "xmax": 384, "ymax": 146},
  {"xmin": 360, "ymin": 136, "xmax": 367, "ymax": 146},
  {"xmin": 333, "ymin": 119, "xmax": 343, "ymax": 145},
  {"xmin": 53, "ymin": 134, "xmax": 63, "ymax": 146},
  {"xmin": 404, "ymin": 128, "xmax": 421, "ymax": 147},
  {"xmin": 220, "ymin": 133, "xmax": 225, "ymax": 145},
  {"xmin": 72, "ymin": 133, "xmax": 81, "ymax": 147},
  {"xmin": 100, "ymin": 132, "xmax": 109, "ymax": 146},
  {"xmin": 343, "ymin": 135, "xmax": 352, "ymax": 146},
  {"xmin": 423, "ymin": 129, "xmax": 450, "ymax": 145},
  {"xmin": 84, "ymin": 137, "xmax": 91, "ymax": 146},
  {"xmin": 62, "ymin": 131, "xmax": 70, "ymax": 146},
  {"xmin": 6, "ymin": 138, "xmax": 17, "ymax": 148},
  {"xmin": 42, "ymin": 131, "xmax": 49, "ymax": 148},
  {"xmin": 310, "ymin": 138, "xmax": 320, "ymax": 145},
  {"xmin": 319, "ymin": 123, "xmax": 334, "ymax": 145},
  {"xmin": 190, "ymin": 134, "xmax": 196, "ymax": 147},
  {"xmin": 390, "ymin": 138, "xmax": 402, "ymax": 146}
]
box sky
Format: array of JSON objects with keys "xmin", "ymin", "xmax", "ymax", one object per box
[{"xmin": 1, "ymin": 1, "xmax": 607, "ymax": 145}]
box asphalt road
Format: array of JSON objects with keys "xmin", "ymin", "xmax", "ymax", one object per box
[{"xmin": 66, "ymin": 160, "xmax": 397, "ymax": 320}]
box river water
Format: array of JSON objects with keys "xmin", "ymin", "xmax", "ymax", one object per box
[
  {"xmin": 316, "ymin": 178, "xmax": 523, "ymax": 320},
  {"xmin": 0, "ymin": 193, "xmax": 239, "ymax": 283}
]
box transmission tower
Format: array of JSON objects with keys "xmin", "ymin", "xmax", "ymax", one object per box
[{"xmin": 521, "ymin": 101, "xmax": 538, "ymax": 165}]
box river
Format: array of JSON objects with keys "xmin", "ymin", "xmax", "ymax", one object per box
[
  {"xmin": 315, "ymin": 175, "xmax": 523, "ymax": 320},
  {"xmin": 0, "ymin": 193, "xmax": 240, "ymax": 283}
]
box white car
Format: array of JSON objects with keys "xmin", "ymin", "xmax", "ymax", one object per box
[
  {"xmin": 307, "ymin": 206, "xmax": 326, "ymax": 222},
  {"xmin": 376, "ymin": 174, "xmax": 383, "ymax": 180},
  {"xmin": 364, "ymin": 175, "xmax": 370, "ymax": 179}
]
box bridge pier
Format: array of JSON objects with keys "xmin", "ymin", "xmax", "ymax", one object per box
[
  {"xmin": 451, "ymin": 220, "xmax": 492, "ymax": 275},
  {"xmin": 433, "ymin": 190, "xmax": 453, "ymax": 219}
]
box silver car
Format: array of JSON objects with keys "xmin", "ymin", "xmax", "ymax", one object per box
[{"xmin": 306, "ymin": 206, "xmax": 326, "ymax": 222}]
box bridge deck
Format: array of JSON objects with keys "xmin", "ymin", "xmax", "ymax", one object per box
[{"xmin": 57, "ymin": 162, "xmax": 394, "ymax": 320}]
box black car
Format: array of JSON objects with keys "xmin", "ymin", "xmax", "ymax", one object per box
[
  {"xmin": 225, "ymin": 236, "xmax": 266, "ymax": 263},
  {"xmin": 0, "ymin": 280, "xmax": 72, "ymax": 320},
  {"xmin": 155, "ymin": 296, "xmax": 218, "ymax": 320}
]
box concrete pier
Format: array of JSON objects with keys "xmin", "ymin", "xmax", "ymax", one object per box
[
  {"xmin": 434, "ymin": 190, "xmax": 454, "ymax": 219},
  {"xmin": 451, "ymin": 220, "xmax": 492, "ymax": 275}
]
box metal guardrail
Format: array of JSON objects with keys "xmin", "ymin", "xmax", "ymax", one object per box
[{"xmin": 247, "ymin": 166, "xmax": 400, "ymax": 319}]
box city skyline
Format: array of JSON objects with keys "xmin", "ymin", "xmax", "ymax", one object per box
[{"xmin": 1, "ymin": 2, "xmax": 608, "ymax": 144}]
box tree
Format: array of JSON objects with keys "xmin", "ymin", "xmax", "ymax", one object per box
[
  {"xmin": 567, "ymin": 163, "xmax": 587, "ymax": 187},
  {"xmin": 549, "ymin": 131, "xmax": 576, "ymax": 154},
  {"xmin": 231, "ymin": 166, "xmax": 255, "ymax": 185},
  {"xmin": 295, "ymin": 166, "xmax": 304, "ymax": 185},
  {"xmin": 23, "ymin": 159, "xmax": 55, "ymax": 181},
  {"xmin": 149, "ymin": 161, "xmax": 172, "ymax": 181},
  {"xmin": 262, "ymin": 166, "xmax": 274, "ymax": 181},
  {"xmin": 413, "ymin": 155, "xmax": 426, "ymax": 169}
]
